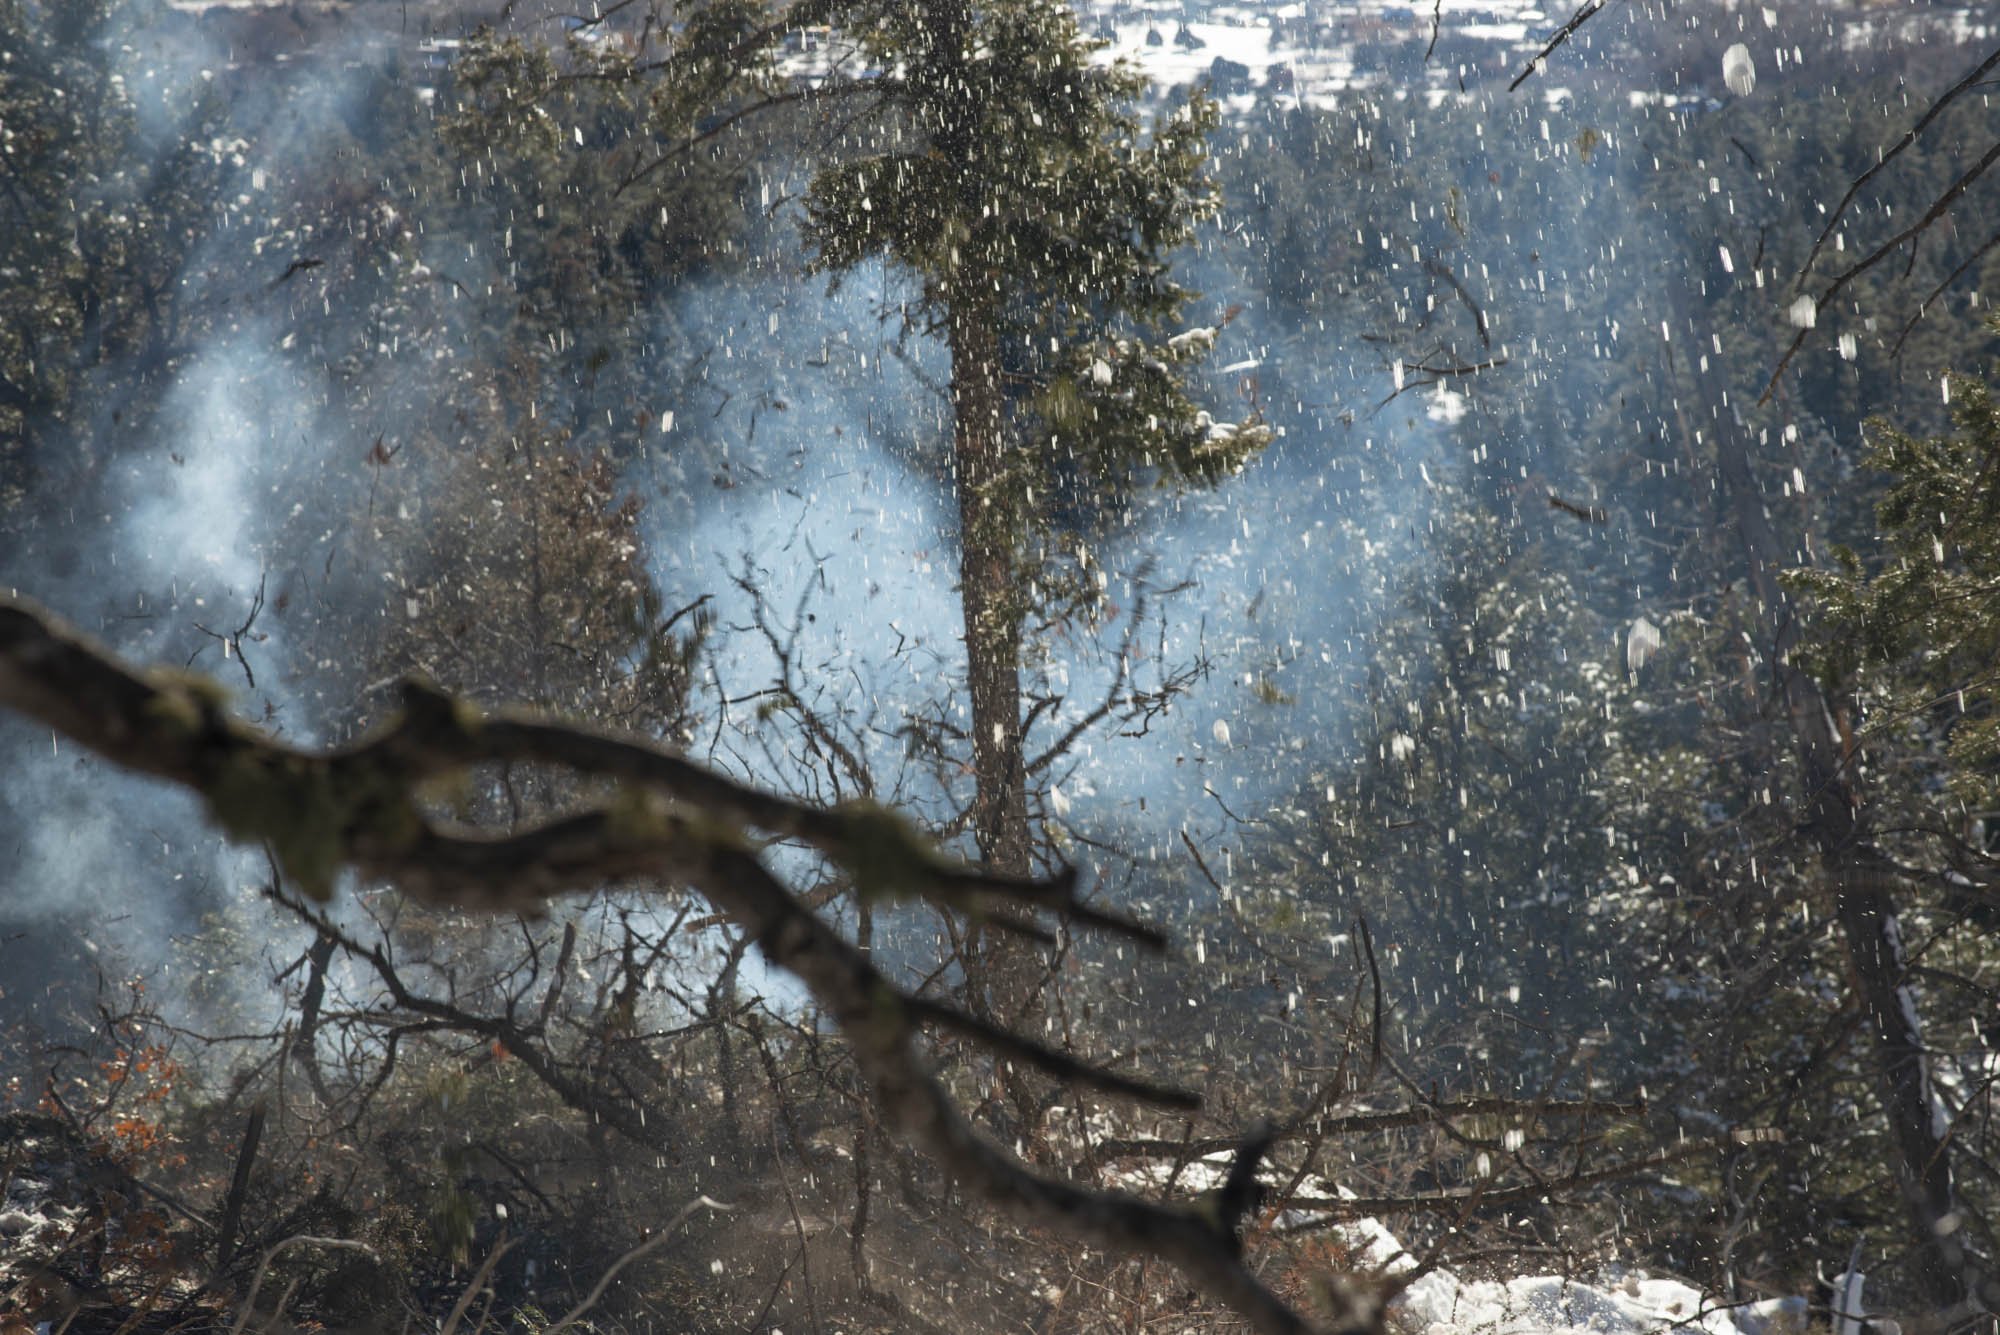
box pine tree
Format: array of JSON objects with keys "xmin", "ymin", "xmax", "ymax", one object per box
[
  {"xmin": 437, "ymin": 0, "xmax": 1264, "ymax": 950},
  {"xmin": 1784, "ymin": 366, "xmax": 2000, "ymax": 1315},
  {"xmin": 1793, "ymin": 365, "xmax": 2000, "ymax": 801},
  {"xmin": 795, "ymin": 0, "xmax": 1267, "ymax": 1031}
]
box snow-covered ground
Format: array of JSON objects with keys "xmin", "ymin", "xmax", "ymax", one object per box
[
  {"xmin": 1344, "ymin": 1215, "xmax": 1807, "ymax": 1335},
  {"xmin": 1112, "ymin": 1152, "xmax": 1807, "ymax": 1335}
]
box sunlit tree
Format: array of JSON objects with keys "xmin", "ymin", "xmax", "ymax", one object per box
[{"xmin": 791, "ymin": 0, "xmax": 1267, "ymax": 1041}]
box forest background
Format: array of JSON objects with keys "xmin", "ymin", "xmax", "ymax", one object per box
[{"xmin": 3, "ymin": 0, "xmax": 2000, "ymax": 1332}]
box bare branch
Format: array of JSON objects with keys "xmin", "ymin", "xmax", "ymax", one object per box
[
  {"xmin": 0, "ymin": 593, "xmax": 1329, "ymax": 1335},
  {"xmin": 439, "ymin": 1236, "xmax": 516, "ymax": 1335},
  {"xmin": 1277, "ymin": 1132, "xmax": 1778, "ymax": 1233},
  {"xmin": 907, "ymin": 996, "xmax": 1199, "ymax": 1111},
  {"xmin": 1794, "ymin": 43, "xmax": 2000, "ymax": 291},
  {"xmin": 1510, "ymin": 0, "xmax": 1616, "ymax": 93},
  {"xmin": 1091, "ymin": 1096, "xmax": 1648, "ymax": 1161},
  {"xmin": 1889, "ymin": 224, "xmax": 2000, "ymax": 360},
  {"xmin": 230, "ymin": 1236, "xmax": 381, "ymax": 1335},
  {"xmin": 542, "ymin": 1197, "xmax": 734, "ymax": 1335},
  {"xmin": 0, "ymin": 596, "xmax": 1138, "ymax": 941},
  {"xmin": 1765, "ymin": 136, "xmax": 2000, "ymax": 403}
]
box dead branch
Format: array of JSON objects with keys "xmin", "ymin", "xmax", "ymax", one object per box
[
  {"xmin": 1547, "ymin": 493, "xmax": 1608, "ymax": 525},
  {"xmin": 905, "ymin": 996, "xmax": 1198, "ymax": 1111},
  {"xmin": 1276, "ymin": 1132, "xmax": 1778, "ymax": 1233},
  {"xmin": 0, "ymin": 594, "xmax": 1333, "ymax": 1335},
  {"xmin": 1794, "ymin": 43, "xmax": 2000, "ymax": 292},
  {"xmin": 1765, "ymin": 136, "xmax": 2000, "ymax": 403},
  {"xmin": 1091, "ymin": 1097, "xmax": 1646, "ymax": 1161},
  {"xmin": 0, "ymin": 596, "xmax": 1139, "ymax": 941},
  {"xmin": 541, "ymin": 1197, "xmax": 733, "ymax": 1335},
  {"xmin": 215, "ymin": 1102, "xmax": 267, "ymax": 1269},
  {"xmin": 438, "ymin": 1236, "xmax": 515, "ymax": 1335},
  {"xmin": 229, "ymin": 1236, "xmax": 381, "ymax": 1335},
  {"xmin": 1509, "ymin": 0, "xmax": 1615, "ymax": 92}
]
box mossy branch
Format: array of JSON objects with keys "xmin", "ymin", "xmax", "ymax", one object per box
[{"xmin": 0, "ymin": 592, "xmax": 1336, "ymax": 1335}]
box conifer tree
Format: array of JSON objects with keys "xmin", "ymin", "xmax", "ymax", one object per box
[
  {"xmin": 1784, "ymin": 367, "xmax": 2000, "ymax": 1316},
  {"xmin": 444, "ymin": 3, "xmax": 1264, "ymax": 1029},
  {"xmin": 794, "ymin": 0, "xmax": 1268, "ymax": 1025}
]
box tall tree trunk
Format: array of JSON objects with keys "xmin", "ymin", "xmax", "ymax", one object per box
[
  {"xmin": 947, "ymin": 297, "xmax": 1041, "ymax": 1036},
  {"xmin": 1703, "ymin": 365, "xmax": 1972, "ymax": 1320},
  {"xmin": 925, "ymin": 0, "xmax": 1033, "ymax": 897}
]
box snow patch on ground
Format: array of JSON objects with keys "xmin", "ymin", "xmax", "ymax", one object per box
[
  {"xmin": 1104, "ymin": 1153, "xmax": 1806, "ymax": 1335},
  {"xmin": 1341, "ymin": 1216, "xmax": 1807, "ymax": 1335}
]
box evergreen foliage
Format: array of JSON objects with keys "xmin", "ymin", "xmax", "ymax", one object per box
[
  {"xmin": 797, "ymin": 0, "xmax": 1265, "ymax": 569},
  {"xmin": 0, "ymin": 0, "xmax": 227, "ymax": 503},
  {"xmin": 1793, "ymin": 363, "xmax": 2000, "ymax": 797}
]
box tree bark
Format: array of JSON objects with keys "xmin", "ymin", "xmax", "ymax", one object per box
[
  {"xmin": 947, "ymin": 297, "xmax": 1042, "ymax": 1039},
  {"xmin": 948, "ymin": 303, "xmax": 1032, "ymax": 881},
  {"xmin": 920, "ymin": 0, "xmax": 1060, "ymax": 1136}
]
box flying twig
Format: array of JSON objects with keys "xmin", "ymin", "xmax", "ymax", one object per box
[
  {"xmin": 1355, "ymin": 915, "xmax": 1384, "ymax": 1079},
  {"xmin": 190, "ymin": 573, "xmax": 267, "ymax": 689},
  {"xmin": 1510, "ymin": 0, "xmax": 1616, "ymax": 92},
  {"xmin": 1404, "ymin": 357, "xmax": 1505, "ymax": 378},
  {"xmin": 271, "ymin": 257, "xmax": 324, "ymax": 286},
  {"xmin": 1548, "ymin": 493, "xmax": 1608, "ymax": 525},
  {"xmin": 1423, "ymin": 258, "xmax": 1492, "ymax": 349}
]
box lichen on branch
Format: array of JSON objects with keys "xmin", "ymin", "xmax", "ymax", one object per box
[{"xmin": 0, "ymin": 591, "xmax": 1343, "ymax": 1335}]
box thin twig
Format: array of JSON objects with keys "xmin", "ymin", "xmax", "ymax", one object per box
[
  {"xmin": 542, "ymin": 1197, "xmax": 734, "ymax": 1335},
  {"xmin": 907, "ymin": 996, "xmax": 1200, "ymax": 1111},
  {"xmin": 1766, "ymin": 136, "xmax": 2000, "ymax": 402},
  {"xmin": 1510, "ymin": 0, "xmax": 1614, "ymax": 92},
  {"xmin": 438, "ymin": 1236, "xmax": 515, "ymax": 1335},
  {"xmin": 230, "ymin": 1236, "xmax": 381, "ymax": 1335},
  {"xmin": 1794, "ymin": 43, "xmax": 2000, "ymax": 291},
  {"xmin": 1889, "ymin": 224, "xmax": 2000, "ymax": 360}
]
